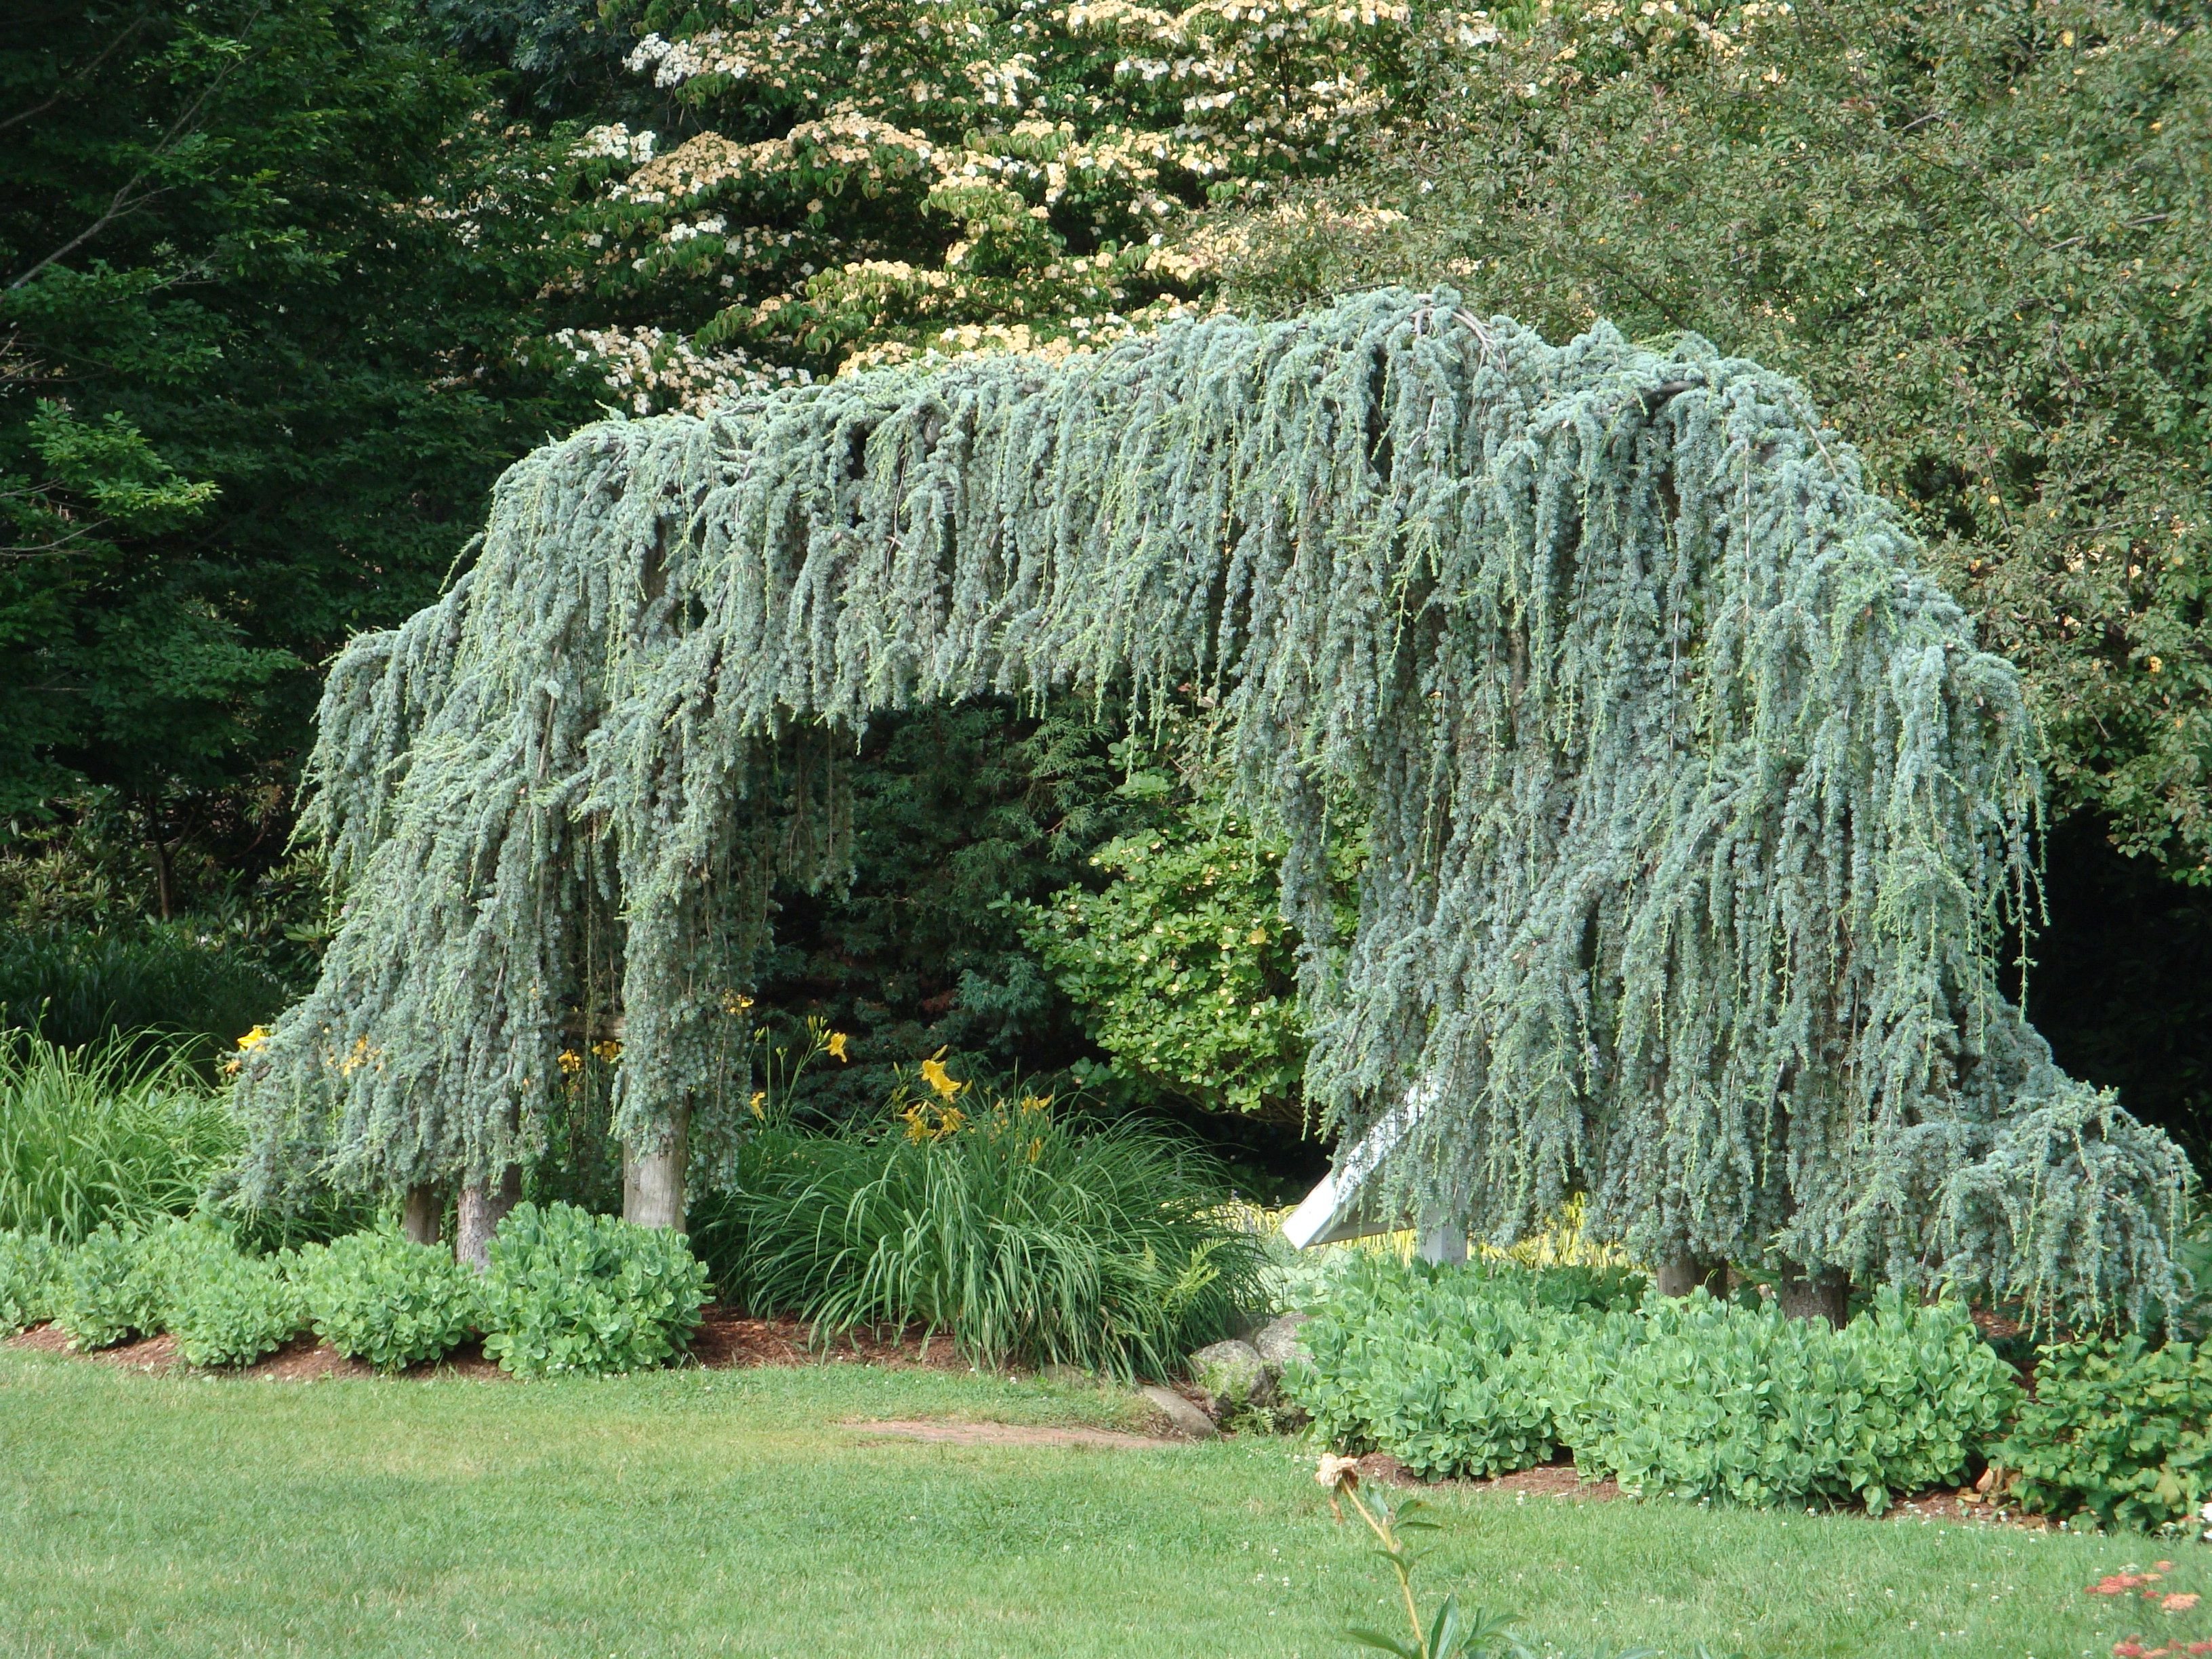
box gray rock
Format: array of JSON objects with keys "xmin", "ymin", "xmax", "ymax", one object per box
[
  {"xmin": 1139, "ymin": 1382, "xmax": 1218, "ymax": 1440},
  {"xmin": 1188, "ymin": 1338, "xmax": 1273, "ymax": 1408},
  {"xmin": 1250, "ymin": 1313, "xmax": 1311, "ymax": 1369}
]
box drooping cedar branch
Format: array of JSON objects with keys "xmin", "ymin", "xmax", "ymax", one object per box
[{"xmin": 234, "ymin": 289, "xmax": 2188, "ymax": 1320}]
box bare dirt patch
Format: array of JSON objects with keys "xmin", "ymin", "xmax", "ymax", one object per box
[
  {"xmin": 247, "ymin": 1336, "xmax": 374, "ymax": 1382},
  {"xmin": 1348, "ymin": 1452, "xmax": 2042, "ymax": 1522},
  {"xmin": 1479, "ymin": 1461, "xmax": 1624, "ymax": 1501},
  {"xmin": 1883, "ymin": 1486, "xmax": 2053, "ymax": 1529},
  {"xmin": 845, "ymin": 1418, "xmax": 1185, "ymax": 1451}
]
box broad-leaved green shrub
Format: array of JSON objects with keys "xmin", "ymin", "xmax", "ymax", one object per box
[
  {"xmin": 1286, "ymin": 1258, "xmax": 2019, "ymax": 1511},
  {"xmin": 0, "ymin": 1229, "xmax": 60, "ymax": 1333},
  {"xmin": 1288, "ymin": 1256, "xmax": 1577, "ymax": 1479},
  {"xmin": 1995, "ymin": 1337, "xmax": 2212, "ymax": 1532},
  {"xmin": 169, "ymin": 1246, "xmax": 304, "ymax": 1368},
  {"xmin": 1020, "ymin": 820, "xmax": 1310, "ymax": 1119},
  {"xmin": 297, "ymin": 1227, "xmax": 480, "ymax": 1372},
  {"xmin": 51, "ymin": 1222, "xmax": 161, "ymax": 1348},
  {"xmin": 131, "ymin": 1215, "xmax": 246, "ymax": 1328},
  {"xmin": 1555, "ymin": 1290, "xmax": 2017, "ymax": 1513},
  {"xmin": 51, "ymin": 1214, "xmax": 251, "ymax": 1352},
  {"xmin": 481, "ymin": 1202, "xmax": 708, "ymax": 1379}
]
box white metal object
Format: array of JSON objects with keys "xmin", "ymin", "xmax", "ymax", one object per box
[
  {"xmin": 1416, "ymin": 1220, "xmax": 1469, "ymax": 1265},
  {"xmin": 1281, "ymin": 1078, "xmax": 1453, "ymax": 1250}
]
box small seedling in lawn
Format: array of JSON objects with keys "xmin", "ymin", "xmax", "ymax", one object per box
[{"xmin": 1317, "ymin": 1453, "xmax": 1534, "ymax": 1659}]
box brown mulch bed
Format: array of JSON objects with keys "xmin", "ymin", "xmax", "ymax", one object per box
[
  {"xmin": 1350, "ymin": 1452, "xmax": 1624, "ymax": 1502},
  {"xmin": 1347, "ymin": 1452, "xmax": 2054, "ymax": 1527},
  {"xmin": 9, "ymin": 1322, "xmax": 183, "ymax": 1372},
  {"xmin": 1883, "ymin": 1474, "xmax": 2053, "ymax": 1530},
  {"xmin": 5, "ymin": 1307, "xmax": 1001, "ymax": 1385},
  {"xmin": 686, "ymin": 1310, "xmax": 981, "ymax": 1374}
]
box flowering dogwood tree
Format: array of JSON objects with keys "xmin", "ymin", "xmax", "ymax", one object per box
[{"xmin": 548, "ymin": 0, "xmax": 1473, "ymax": 409}]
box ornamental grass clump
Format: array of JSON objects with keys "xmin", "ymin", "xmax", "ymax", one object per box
[
  {"xmin": 480, "ymin": 1202, "xmax": 708, "ymax": 1378},
  {"xmin": 0, "ymin": 930, "xmax": 285, "ymax": 1053},
  {"xmin": 0, "ymin": 1031, "xmax": 239, "ymax": 1245},
  {"xmin": 295, "ymin": 1227, "xmax": 482, "ymax": 1372},
  {"xmin": 697, "ymin": 1078, "xmax": 1263, "ymax": 1379}
]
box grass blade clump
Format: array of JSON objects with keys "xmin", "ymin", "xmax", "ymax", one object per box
[
  {"xmin": 701, "ymin": 1090, "xmax": 1263, "ymax": 1379},
  {"xmin": 296, "ymin": 1227, "xmax": 481, "ymax": 1372},
  {"xmin": 480, "ymin": 1201, "xmax": 709, "ymax": 1378},
  {"xmin": 0, "ymin": 1031, "xmax": 239, "ymax": 1244}
]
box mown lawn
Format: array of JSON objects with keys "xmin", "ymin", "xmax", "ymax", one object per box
[{"xmin": 0, "ymin": 1346, "xmax": 2175, "ymax": 1659}]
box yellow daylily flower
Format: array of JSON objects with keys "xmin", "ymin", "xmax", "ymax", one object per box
[{"xmin": 920, "ymin": 1048, "xmax": 964, "ymax": 1101}]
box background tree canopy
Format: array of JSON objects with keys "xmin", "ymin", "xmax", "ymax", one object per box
[{"xmin": 1, "ymin": 0, "xmax": 591, "ymax": 892}]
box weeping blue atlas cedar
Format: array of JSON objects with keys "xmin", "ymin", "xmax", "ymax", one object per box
[{"xmin": 231, "ymin": 288, "xmax": 2188, "ymax": 1319}]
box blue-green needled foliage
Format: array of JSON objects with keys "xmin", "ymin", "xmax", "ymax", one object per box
[{"xmin": 234, "ymin": 288, "xmax": 2187, "ymax": 1322}]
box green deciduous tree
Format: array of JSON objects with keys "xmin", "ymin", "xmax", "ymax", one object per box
[
  {"xmin": 541, "ymin": 0, "xmax": 1447, "ymax": 403},
  {"xmin": 1022, "ymin": 816, "xmax": 1310, "ymax": 1119}
]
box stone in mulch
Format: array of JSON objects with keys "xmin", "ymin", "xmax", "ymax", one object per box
[
  {"xmin": 845, "ymin": 1418, "xmax": 1187, "ymax": 1451},
  {"xmin": 1250, "ymin": 1313, "xmax": 1311, "ymax": 1368},
  {"xmin": 1188, "ymin": 1338, "xmax": 1273, "ymax": 1407},
  {"xmin": 1139, "ymin": 1382, "xmax": 1220, "ymax": 1440}
]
